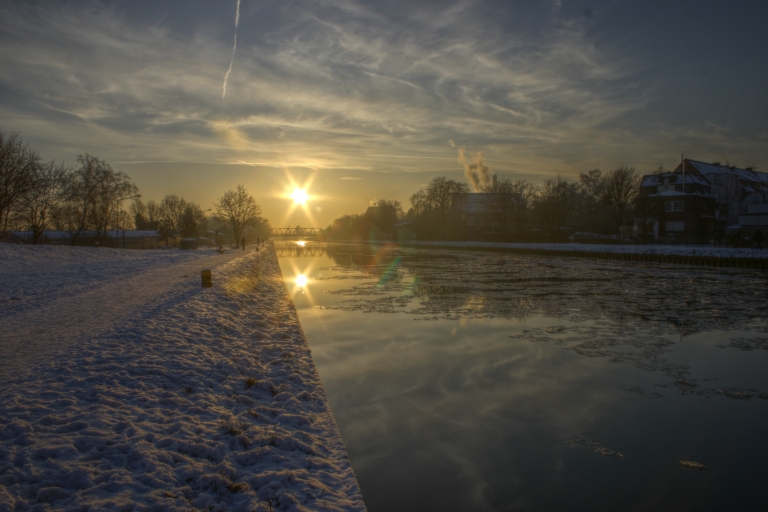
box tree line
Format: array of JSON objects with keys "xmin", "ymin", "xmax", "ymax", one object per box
[
  {"xmin": 325, "ymin": 167, "xmax": 642, "ymax": 241},
  {"xmin": 0, "ymin": 130, "xmax": 270, "ymax": 245}
]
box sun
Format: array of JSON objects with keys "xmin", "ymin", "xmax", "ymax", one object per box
[{"xmin": 290, "ymin": 188, "xmax": 309, "ymax": 205}]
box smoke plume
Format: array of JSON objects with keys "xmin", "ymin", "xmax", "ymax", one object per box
[
  {"xmin": 222, "ymin": 0, "xmax": 241, "ymax": 99},
  {"xmin": 454, "ymin": 144, "xmax": 494, "ymax": 192}
]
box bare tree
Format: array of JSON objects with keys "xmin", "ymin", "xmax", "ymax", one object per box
[
  {"xmin": 65, "ymin": 154, "xmax": 105, "ymax": 243},
  {"xmin": 130, "ymin": 198, "xmax": 148, "ymax": 227},
  {"xmin": 480, "ymin": 178, "xmax": 535, "ymax": 234},
  {"xmin": 131, "ymin": 198, "xmax": 161, "ymax": 230},
  {"xmin": 535, "ymin": 175, "xmax": 572, "ymax": 236},
  {"xmin": 577, "ymin": 169, "xmax": 610, "ymax": 233},
  {"xmin": 147, "ymin": 201, "xmax": 160, "ymax": 220},
  {"xmin": 603, "ymin": 167, "xmax": 640, "ymax": 231},
  {"xmin": 375, "ymin": 199, "xmax": 404, "ymax": 218},
  {"xmin": 19, "ymin": 160, "xmax": 72, "ymax": 243},
  {"xmin": 508, "ymin": 180, "xmax": 538, "ymax": 233},
  {"xmin": 89, "ymin": 159, "xmax": 139, "ymax": 239},
  {"xmin": 157, "ymin": 195, "xmax": 187, "ymax": 243},
  {"xmin": 215, "ymin": 185, "xmax": 262, "ymax": 243},
  {"xmin": 63, "ymin": 154, "xmax": 138, "ymax": 243},
  {"xmin": 367, "ymin": 199, "xmax": 403, "ymax": 237},
  {"xmin": 0, "ymin": 130, "xmax": 40, "ymax": 232},
  {"xmin": 410, "ymin": 176, "xmax": 469, "ymax": 240},
  {"xmin": 410, "ymin": 177, "xmax": 468, "ymax": 216},
  {"xmin": 179, "ymin": 202, "xmax": 207, "ymax": 238}
]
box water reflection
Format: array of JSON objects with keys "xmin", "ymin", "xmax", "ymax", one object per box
[{"xmin": 276, "ymin": 242, "xmax": 768, "ymax": 511}]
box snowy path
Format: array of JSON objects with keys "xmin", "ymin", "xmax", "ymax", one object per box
[
  {"xmin": 0, "ymin": 245, "xmax": 366, "ymax": 511},
  {"xmin": 0, "ymin": 246, "xmax": 250, "ymax": 383}
]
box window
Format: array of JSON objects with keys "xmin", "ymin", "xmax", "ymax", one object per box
[
  {"xmin": 665, "ymin": 200, "xmax": 684, "ymax": 212},
  {"xmin": 665, "ymin": 221, "xmax": 684, "ymax": 232}
]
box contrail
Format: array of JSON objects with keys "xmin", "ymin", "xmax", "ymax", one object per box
[{"xmin": 222, "ymin": 0, "xmax": 241, "ymax": 99}]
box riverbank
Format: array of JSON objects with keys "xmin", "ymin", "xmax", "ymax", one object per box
[
  {"xmin": 0, "ymin": 244, "xmax": 365, "ymax": 511},
  {"xmin": 402, "ymin": 241, "xmax": 768, "ymax": 269}
]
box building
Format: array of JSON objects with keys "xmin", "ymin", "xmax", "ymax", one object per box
[
  {"xmin": 638, "ymin": 159, "xmax": 768, "ymax": 243},
  {"xmin": 451, "ymin": 192, "xmax": 521, "ymax": 240}
]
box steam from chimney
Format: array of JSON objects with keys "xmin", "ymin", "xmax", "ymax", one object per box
[{"xmin": 450, "ymin": 140, "xmax": 494, "ymax": 192}]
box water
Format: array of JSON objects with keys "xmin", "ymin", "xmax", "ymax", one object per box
[{"xmin": 276, "ymin": 241, "xmax": 768, "ymax": 511}]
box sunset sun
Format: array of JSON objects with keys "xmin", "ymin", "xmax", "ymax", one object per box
[{"xmin": 290, "ymin": 188, "xmax": 309, "ymax": 205}]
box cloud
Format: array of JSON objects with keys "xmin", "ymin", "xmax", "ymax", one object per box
[{"xmin": 1, "ymin": 0, "xmax": 760, "ymax": 181}]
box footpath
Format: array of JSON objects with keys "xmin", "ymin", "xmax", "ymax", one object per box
[{"xmin": 0, "ymin": 244, "xmax": 366, "ymax": 511}]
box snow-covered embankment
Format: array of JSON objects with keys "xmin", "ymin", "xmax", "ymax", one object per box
[{"xmin": 0, "ymin": 245, "xmax": 366, "ymax": 511}]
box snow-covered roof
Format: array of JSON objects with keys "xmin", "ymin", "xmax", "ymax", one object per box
[
  {"xmin": 686, "ymin": 160, "xmax": 768, "ymax": 184},
  {"xmin": 641, "ymin": 172, "xmax": 709, "ymax": 188},
  {"xmin": 641, "ymin": 175, "xmax": 660, "ymax": 187}
]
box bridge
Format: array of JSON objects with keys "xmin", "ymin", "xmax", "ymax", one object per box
[
  {"xmin": 270, "ymin": 227, "xmax": 325, "ymax": 238},
  {"xmin": 274, "ymin": 245, "xmax": 328, "ymax": 258}
]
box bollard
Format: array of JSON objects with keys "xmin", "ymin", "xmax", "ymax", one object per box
[{"xmin": 201, "ymin": 269, "xmax": 213, "ymax": 288}]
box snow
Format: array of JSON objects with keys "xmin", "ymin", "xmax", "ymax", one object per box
[
  {"xmin": 404, "ymin": 241, "xmax": 768, "ymax": 259},
  {"xmin": 0, "ymin": 244, "xmax": 365, "ymax": 511}
]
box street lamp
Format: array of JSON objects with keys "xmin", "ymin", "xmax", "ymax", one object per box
[
  {"xmin": 116, "ymin": 194, "xmax": 141, "ymax": 247},
  {"xmin": 39, "ymin": 210, "xmax": 45, "ymax": 245}
]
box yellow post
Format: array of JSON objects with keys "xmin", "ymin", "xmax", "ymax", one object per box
[{"xmin": 201, "ymin": 269, "xmax": 213, "ymax": 288}]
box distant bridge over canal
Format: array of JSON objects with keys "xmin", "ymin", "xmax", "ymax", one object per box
[{"xmin": 270, "ymin": 227, "xmax": 325, "ymax": 238}]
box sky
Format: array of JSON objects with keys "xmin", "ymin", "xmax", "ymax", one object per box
[{"xmin": 1, "ymin": 0, "xmax": 767, "ymax": 227}]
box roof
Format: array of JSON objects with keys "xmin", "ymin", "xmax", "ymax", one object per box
[
  {"xmin": 683, "ymin": 160, "xmax": 768, "ymax": 185},
  {"xmin": 641, "ymin": 172, "xmax": 710, "ymax": 188}
]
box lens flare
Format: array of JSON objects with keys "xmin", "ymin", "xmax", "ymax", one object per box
[{"xmin": 296, "ymin": 274, "xmax": 308, "ymax": 287}]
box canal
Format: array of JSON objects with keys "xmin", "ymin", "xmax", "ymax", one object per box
[{"xmin": 276, "ymin": 241, "xmax": 768, "ymax": 511}]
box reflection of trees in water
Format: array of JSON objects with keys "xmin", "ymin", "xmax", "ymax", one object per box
[
  {"xmin": 283, "ymin": 244, "xmax": 768, "ymax": 337},
  {"xmin": 339, "ymin": 251, "xmax": 768, "ymax": 334},
  {"xmin": 316, "ymin": 247, "xmax": 768, "ymax": 399}
]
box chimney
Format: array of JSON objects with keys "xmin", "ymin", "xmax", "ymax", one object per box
[{"xmin": 492, "ymin": 174, "xmax": 497, "ymax": 189}]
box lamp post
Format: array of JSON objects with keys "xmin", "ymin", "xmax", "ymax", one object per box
[
  {"xmin": 39, "ymin": 210, "xmax": 45, "ymax": 244},
  {"xmin": 116, "ymin": 194, "xmax": 141, "ymax": 248}
]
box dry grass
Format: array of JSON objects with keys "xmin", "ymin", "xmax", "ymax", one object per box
[
  {"xmin": 221, "ymin": 417, "xmax": 245, "ymax": 436},
  {"xmin": 227, "ymin": 482, "xmax": 249, "ymax": 493}
]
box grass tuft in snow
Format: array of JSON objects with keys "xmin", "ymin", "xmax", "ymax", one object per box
[
  {"xmin": 221, "ymin": 417, "xmax": 246, "ymax": 436},
  {"xmin": 227, "ymin": 481, "xmax": 250, "ymax": 493}
]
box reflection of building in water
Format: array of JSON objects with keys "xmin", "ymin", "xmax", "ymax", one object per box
[{"xmin": 639, "ymin": 159, "xmax": 768, "ymax": 243}]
